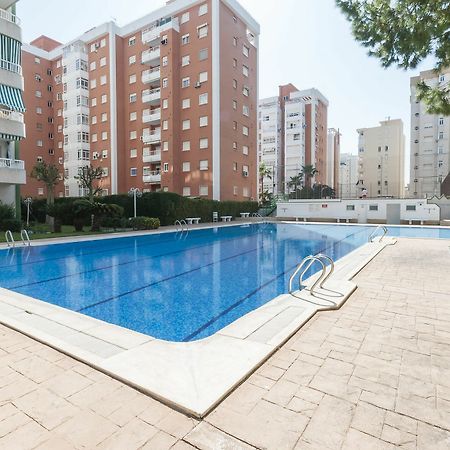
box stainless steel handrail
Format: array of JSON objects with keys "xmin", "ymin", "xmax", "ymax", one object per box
[
  {"xmin": 289, "ymin": 255, "xmax": 326, "ymax": 295},
  {"xmin": 174, "ymin": 219, "xmax": 188, "ymax": 233},
  {"xmin": 5, "ymin": 230, "xmax": 14, "ymax": 248},
  {"xmin": 368, "ymin": 225, "xmax": 388, "ymax": 242},
  {"xmin": 20, "ymin": 229, "xmax": 31, "ymax": 246},
  {"xmin": 314, "ymin": 253, "xmax": 334, "ymax": 288}
]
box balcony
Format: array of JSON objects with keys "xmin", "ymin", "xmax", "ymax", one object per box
[
  {"xmin": 143, "ymin": 150, "xmax": 161, "ymax": 163},
  {"xmin": 141, "ymin": 130, "xmax": 161, "ymax": 144},
  {"xmin": 0, "ymin": 59, "xmax": 21, "ymax": 75},
  {"xmin": 142, "ymin": 108, "xmax": 161, "ymax": 125},
  {"xmin": 141, "ymin": 47, "xmax": 160, "ymax": 65},
  {"xmin": 0, "ymin": 108, "xmax": 25, "ymax": 139},
  {"xmin": 0, "ymin": 8, "xmax": 21, "ymax": 42},
  {"xmin": 142, "ymin": 67, "xmax": 161, "ymax": 85},
  {"xmin": 142, "ymin": 88, "xmax": 161, "ymax": 105},
  {"xmin": 143, "ymin": 171, "xmax": 161, "ymax": 184},
  {"xmin": 0, "ymin": 158, "xmax": 25, "ymax": 185},
  {"xmin": 0, "ymin": 7, "xmax": 20, "ymax": 25},
  {"xmin": 142, "ymin": 19, "xmax": 175, "ymax": 45}
]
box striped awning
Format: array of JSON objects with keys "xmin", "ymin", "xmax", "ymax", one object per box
[
  {"xmin": 0, "ymin": 132, "xmax": 21, "ymax": 141},
  {"xmin": 0, "ymin": 34, "xmax": 21, "ymax": 67},
  {"xmin": 0, "ymin": 84, "xmax": 25, "ymax": 112}
]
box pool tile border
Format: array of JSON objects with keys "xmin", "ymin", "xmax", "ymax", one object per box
[{"xmin": 0, "ymin": 223, "xmax": 396, "ymax": 417}]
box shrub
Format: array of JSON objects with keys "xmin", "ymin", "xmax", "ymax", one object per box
[
  {"xmin": 0, "ymin": 203, "xmax": 22, "ymax": 231},
  {"xmin": 129, "ymin": 216, "xmax": 160, "ymax": 230}
]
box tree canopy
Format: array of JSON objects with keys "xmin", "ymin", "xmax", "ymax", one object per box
[
  {"xmin": 30, "ymin": 161, "xmax": 59, "ymax": 205},
  {"xmin": 336, "ymin": 0, "xmax": 450, "ymax": 115},
  {"xmin": 74, "ymin": 165, "xmax": 104, "ymax": 202}
]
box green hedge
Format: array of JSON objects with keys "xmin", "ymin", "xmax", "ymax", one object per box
[
  {"xmin": 21, "ymin": 192, "xmax": 258, "ymax": 227},
  {"xmin": 129, "ymin": 216, "xmax": 160, "ymax": 230}
]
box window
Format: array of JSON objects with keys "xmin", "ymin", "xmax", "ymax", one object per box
[
  {"xmin": 78, "ymin": 132, "xmax": 89, "ymax": 143},
  {"xmin": 199, "ymin": 160, "xmax": 208, "ymax": 170},
  {"xmin": 242, "ymin": 65, "xmax": 249, "ymax": 77},
  {"xmin": 35, "ymin": 90, "xmax": 42, "ymax": 98},
  {"xmin": 369, "ymin": 205, "xmax": 378, "ymax": 211},
  {"xmin": 199, "ymin": 116, "xmax": 208, "ymax": 127},
  {"xmin": 242, "ymin": 145, "xmax": 249, "ymax": 155},
  {"xmin": 92, "ymin": 133, "xmax": 98, "ymax": 143},
  {"xmin": 198, "ymin": 24, "xmax": 208, "ymax": 38},
  {"xmin": 101, "ymin": 112, "xmax": 107, "ymax": 122},
  {"xmin": 181, "ymin": 12, "xmax": 190, "ymax": 24},
  {"xmin": 199, "ymin": 48, "xmax": 208, "ymax": 61},
  {"xmin": 182, "ymin": 55, "xmax": 190, "ymax": 66},
  {"xmin": 200, "ymin": 138, "xmax": 208, "ymax": 149},
  {"xmin": 439, "ymin": 131, "xmax": 444, "ymax": 139},
  {"xmin": 162, "ymin": 56, "xmax": 168, "ymax": 67},
  {"xmin": 233, "ymin": 141, "xmax": 237, "ymax": 149},
  {"xmin": 199, "ymin": 93, "xmax": 208, "ymax": 105},
  {"xmin": 346, "ymin": 205, "xmax": 355, "ymax": 211},
  {"xmin": 163, "ymin": 141, "xmax": 169, "ymax": 151},
  {"xmin": 130, "ymin": 149, "xmax": 137, "ymax": 158},
  {"xmin": 101, "ymin": 94, "xmax": 107, "ymax": 104},
  {"xmin": 130, "ymin": 131, "xmax": 137, "ymax": 139},
  {"xmin": 182, "ymin": 162, "xmax": 190, "ymax": 172},
  {"xmin": 36, "ymin": 107, "xmax": 42, "ymax": 114},
  {"xmin": 35, "ymin": 57, "xmax": 40, "ymax": 64},
  {"xmin": 100, "ymin": 38, "xmax": 106, "ymax": 48},
  {"xmin": 130, "ymin": 168, "xmax": 137, "ymax": 176},
  {"xmin": 90, "ymin": 61, "xmax": 96, "ymax": 71},
  {"xmin": 64, "ymin": 135, "xmax": 69, "ymax": 145},
  {"xmin": 233, "ymin": 162, "xmax": 238, "ymax": 171},
  {"xmin": 129, "ymin": 112, "xmax": 136, "ymax": 121},
  {"xmin": 162, "ymin": 99, "xmax": 168, "ymax": 109},
  {"xmin": 199, "ymin": 3, "xmax": 208, "ymax": 15},
  {"xmin": 129, "ymin": 55, "xmax": 136, "ymax": 65},
  {"xmin": 182, "ymin": 98, "xmax": 191, "ymax": 109},
  {"xmin": 182, "ymin": 77, "xmax": 190, "ymax": 88},
  {"xmin": 91, "ymin": 78, "xmax": 97, "ymax": 89},
  {"xmin": 385, "ymin": 145, "xmax": 389, "ymax": 151},
  {"xmin": 233, "ymin": 79, "xmax": 237, "ymax": 89},
  {"xmin": 182, "ymin": 33, "xmax": 190, "ymax": 45},
  {"xmin": 162, "ymin": 77, "xmax": 168, "ymax": 89},
  {"xmin": 76, "ymin": 59, "xmax": 88, "ymax": 71},
  {"xmin": 243, "ymin": 125, "xmax": 249, "ymax": 136},
  {"xmin": 37, "ymin": 139, "xmax": 43, "ymax": 147},
  {"xmin": 182, "ymin": 119, "xmax": 191, "ymax": 130},
  {"xmin": 77, "ymin": 113, "xmax": 89, "ymax": 125},
  {"xmin": 243, "ymin": 45, "xmax": 249, "ymax": 57},
  {"xmin": 293, "ymin": 133, "xmax": 300, "ymax": 141},
  {"xmin": 100, "ymin": 75, "xmax": 107, "ymax": 85},
  {"xmin": 199, "ymin": 185, "xmax": 208, "ymax": 196},
  {"xmin": 180, "ymin": 141, "xmax": 190, "ymax": 151},
  {"xmin": 233, "ymin": 121, "xmax": 237, "ymax": 130},
  {"xmin": 232, "ymin": 100, "xmax": 237, "ymax": 110},
  {"xmin": 439, "ymin": 117, "xmax": 444, "ymax": 125},
  {"xmin": 242, "ymin": 105, "xmax": 250, "ymax": 117},
  {"xmin": 439, "ymin": 74, "xmax": 445, "ymax": 82},
  {"xmin": 129, "ymin": 93, "xmax": 137, "ymax": 103},
  {"xmin": 438, "ymin": 160, "xmax": 443, "ymax": 168},
  {"xmin": 38, "ymin": 188, "xmax": 44, "ymax": 195},
  {"xmin": 183, "ymin": 187, "xmax": 191, "ymax": 196},
  {"xmin": 91, "ymin": 97, "xmax": 97, "ymax": 107},
  {"xmin": 243, "ymin": 86, "xmax": 249, "ymax": 97},
  {"xmin": 162, "ymin": 120, "xmax": 168, "ymax": 130},
  {"xmin": 76, "ymin": 77, "xmax": 89, "ymax": 89},
  {"xmin": 242, "ymin": 165, "xmax": 249, "ymax": 177},
  {"xmin": 34, "ymin": 73, "xmax": 41, "ymax": 82},
  {"xmin": 163, "ymin": 163, "xmax": 169, "ymax": 172},
  {"xmin": 128, "ymin": 36, "xmax": 136, "ymax": 46},
  {"xmin": 406, "ymin": 205, "xmax": 416, "ymax": 211},
  {"xmin": 233, "ymin": 37, "xmax": 237, "ymax": 47}
]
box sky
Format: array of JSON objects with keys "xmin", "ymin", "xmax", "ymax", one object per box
[{"xmin": 18, "ymin": 0, "xmax": 435, "ymax": 180}]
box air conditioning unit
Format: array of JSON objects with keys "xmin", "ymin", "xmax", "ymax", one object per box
[
  {"xmin": 161, "ymin": 38, "xmax": 168, "ymax": 45},
  {"xmin": 242, "ymin": 170, "xmax": 248, "ymax": 177},
  {"xmin": 95, "ymin": 42, "xmax": 101, "ymax": 49},
  {"xmin": 92, "ymin": 152, "xmax": 99, "ymax": 160},
  {"xmin": 194, "ymin": 81, "xmax": 201, "ymax": 88}
]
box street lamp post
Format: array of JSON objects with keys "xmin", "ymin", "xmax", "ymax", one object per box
[
  {"xmin": 24, "ymin": 197, "xmax": 32, "ymax": 227},
  {"xmin": 128, "ymin": 188, "xmax": 142, "ymax": 218}
]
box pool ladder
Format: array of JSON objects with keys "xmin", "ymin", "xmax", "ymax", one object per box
[
  {"xmin": 368, "ymin": 225, "xmax": 388, "ymax": 243},
  {"xmin": 289, "ymin": 253, "xmax": 334, "ymax": 296},
  {"xmin": 174, "ymin": 219, "xmax": 189, "ymax": 233},
  {"xmin": 5, "ymin": 229, "xmax": 31, "ymax": 248}
]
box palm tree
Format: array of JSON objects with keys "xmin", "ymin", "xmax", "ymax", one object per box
[
  {"xmin": 301, "ymin": 164, "xmax": 318, "ymax": 187},
  {"xmin": 259, "ymin": 162, "xmax": 272, "ymax": 191},
  {"xmin": 30, "ymin": 161, "xmax": 59, "ymax": 206},
  {"xmin": 288, "ymin": 174, "xmax": 303, "ymax": 198}
]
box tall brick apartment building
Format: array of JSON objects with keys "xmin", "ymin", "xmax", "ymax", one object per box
[{"xmin": 21, "ymin": 0, "xmax": 259, "ymax": 201}]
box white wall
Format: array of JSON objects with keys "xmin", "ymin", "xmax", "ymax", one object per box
[{"xmin": 277, "ymin": 198, "xmax": 440, "ymax": 223}]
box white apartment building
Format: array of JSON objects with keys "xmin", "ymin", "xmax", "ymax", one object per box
[
  {"xmin": 0, "ymin": 0, "xmax": 26, "ymax": 212},
  {"xmin": 326, "ymin": 128, "xmax": 340, "ymax": 191},
  {"xmin": 410, "ymin": 68, "xmax": 450, "ymax": 198},
  {"xmin": 258, "ymin": 96, "xmax": 282, "ymax": 193},
  {"xmin": 339, "ymin": 153, "xmax": 358, "ymax": 198},
  {"xmin": 357, "ymin": 119, "xmax": 405, "ymax": 198}
]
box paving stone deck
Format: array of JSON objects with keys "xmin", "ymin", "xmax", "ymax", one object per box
[{"xmin": 0, "ymin": 238, "xmax": 449, "ymax": 449}]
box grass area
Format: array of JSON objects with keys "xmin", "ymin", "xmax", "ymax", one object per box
[{"xmin": 0, "ymin": 225, "xmax": 126, "ymax": 243}]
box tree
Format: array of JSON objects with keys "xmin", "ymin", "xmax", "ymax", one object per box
[
  {"xmin": 74, "ymin": 165, "xmax": 104, "ymax": 202},
  {"xmin": 288, "ymin": 174, "xmax": 303, "ymax": 193},
  {"xmin": 30, "ymin": 161, "xmax": 59, "ymax": 206},
  {"xmin": 301, "ymin": 165, "xmax": 318, "ymax": 187},
  {"xmin": 259, "ymin": 162, "xmax": 272, "ymax": 194},
  {"xmin": 336, "ymin": 0, "xmax": 450, "ymax": 115},
  {"xmin": 73, "ymin": 199, "xmax": 123, "ymax": 232}
]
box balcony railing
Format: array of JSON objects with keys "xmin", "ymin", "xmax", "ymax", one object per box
[
  {"xmin": 0, "ymin": 108, "xmax": 24, "ymax": 122},
  {"xmin": 142, "ymin": 88, "xmax": 161, "ymax": 104},
  {"xmin": 142, "ymin": 66, "xmax": 161, "ymax": 84},
  {"xmin": 0, "ymin": 8, "xmax": 21, "ymax": 25},
  {"xmin": 143, "ymin": 150, "xmax": 161, "ymax": 163},
  {"xmin": 141, "ymin": 130, "xmax": 161, "ymax": 144},
  {"xmin": 142, "ymin": 108, "xmax": 161, "ymax": 124},
  {"xmin": 0, "ymin": 158, "xmax": 24, "ymax": 169},
  {"xmin": 0, "ymin": 59, "xmax": 22, "ymax": 75},
  {"xmin": 141, "ymin": 47, "xmax": 160, "ymax": 64},
  {"xmin": 141, "ymin": 18, "xmax": 174, "ymax": 44},
  {"xmin": 143, "ymin": 171, "xmax": 161, "ymax": 183}
]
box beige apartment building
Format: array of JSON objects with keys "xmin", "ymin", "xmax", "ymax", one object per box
[
  {"xmin": 21, "ymin": 0, "xmax": 259, "ymax": 201},
  {"xmin": 357, "ymin": 119, "xmax": 405, "ymax": 198}
]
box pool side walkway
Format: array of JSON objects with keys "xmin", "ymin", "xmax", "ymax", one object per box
[{"xmin": 0, "ymin": 238, "xmax": 449, "ymax": 449}]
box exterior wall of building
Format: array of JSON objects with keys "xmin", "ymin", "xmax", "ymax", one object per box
[
  {"xmin": 357, "ymin": 119, "xmax": 405, "ymax": 198},
  {"xmin": 326, "ymin": 128, "xmax": 340, "ymax": 191},
  {"xmin": 339, "ymin": 152, "xmax": 358, "ymax": 198},
  {"xmin": 410, "ymin": 68, "xmax": 450, "ymax": 198},
  {"xmin": 0, "ymin": 0, "xmax": 26, "ymax": 211},
  {"xmin": 20, "ymin": 0, "xmax": 259, "ymax": 201}
]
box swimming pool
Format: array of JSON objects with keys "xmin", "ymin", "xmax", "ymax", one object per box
[{"xmin": 1, "ymin": 223, "xmax": 449, "ymax": 342}]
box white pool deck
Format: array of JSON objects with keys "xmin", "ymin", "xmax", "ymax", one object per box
[{"xmin": 0, "ymin": 222, "xmax": 398, "ymax": 417}]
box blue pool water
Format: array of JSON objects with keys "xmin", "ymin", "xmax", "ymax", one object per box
[{"xmin": 0, "ymin": 223, "xmax": 449, "ymax": 342}]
